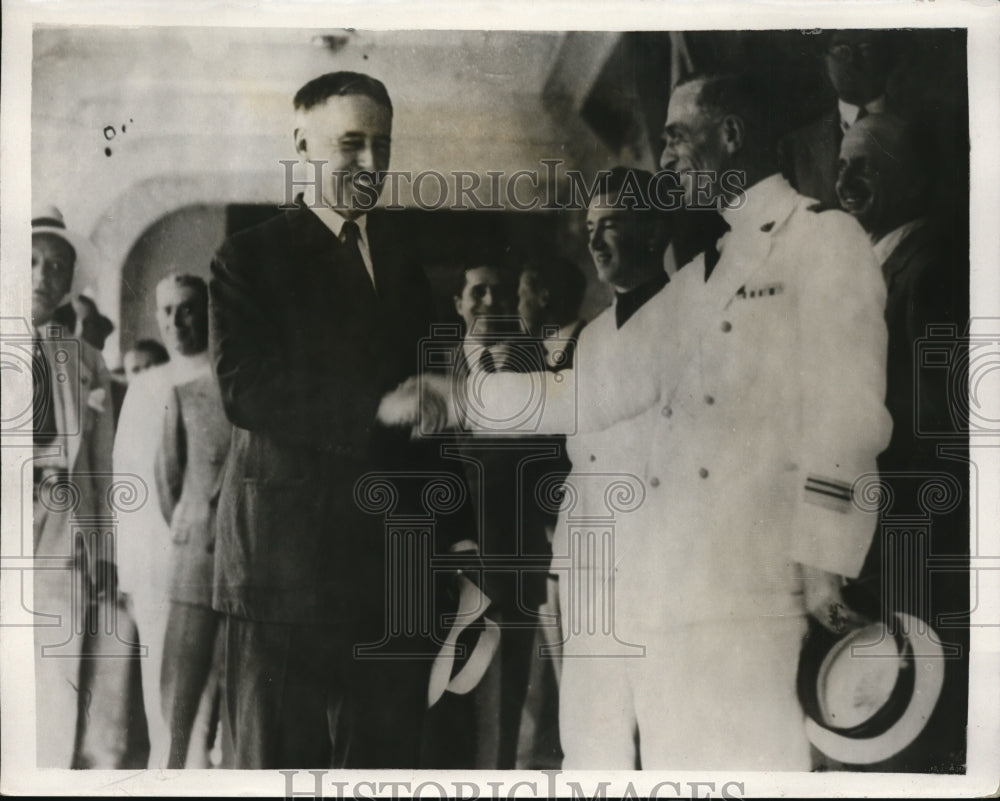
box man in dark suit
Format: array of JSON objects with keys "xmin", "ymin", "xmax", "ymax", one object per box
[
  {"xmin": 447, "ymin": 263, "xmax": 550, "ymax": 768},
  {"xmin": 836, "ymin": 113, "xmax": 969, "ymax": 772},
  {"xmin": 209, "ymin": 71, "xmax": 462, "ymax": 769},
  {"xmin": 780, "ymin": 30, "xmax": 900, "ymax": 205}
]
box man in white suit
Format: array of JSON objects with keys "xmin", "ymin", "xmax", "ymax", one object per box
[
  {"xmin": 31, "ymin": 206, "xmax": 115, "ymax": 767},
  {"xmin": 114, "ymin": 274, "xmax": 217, "ymax": 768},
  {"xmin": 384, "ymin": 73, "xmax": 892, "ymax": 770}
]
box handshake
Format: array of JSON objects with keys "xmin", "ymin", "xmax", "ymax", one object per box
[{"xmin": 377, "ymin": 373, "xmax": 457, "ymax": 437}]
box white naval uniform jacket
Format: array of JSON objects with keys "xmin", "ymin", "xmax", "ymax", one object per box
[
  {"xmin": 583, "ymin": 174, "xmax": 892, "ymax": 632},
  {"xmin": 476, "ymin": 174, "xmax": 892, "ymax": 634}
]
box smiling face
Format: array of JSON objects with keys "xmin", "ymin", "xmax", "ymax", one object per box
[
  {"xmin": 455, "ymin": 266, "xmax": 511, "ymax": 337},
  {"xmin": 660, "ymin": 80, "xmax": 731, "ymax": 207},
  {"xmin": 31, "ymin": 234, "xmax": 75, "ymax": 327},
  {"xmin": 294, "ymin": 94, "xmax": 393, "ymax": 218},
  {"xmin": 836, "ymin": 116, "xmax": 918, "ymax": 239},
  {"xmin": 586, "ymin": 197, "xmax": 657, "ymax": 292}
]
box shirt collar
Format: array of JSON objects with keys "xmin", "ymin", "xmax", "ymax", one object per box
[
  {"xmin": 872, "ymin": 218, "xmax": 924, "ymax": 266},
  {"xmin": 719, "ymin": 173, "xmax": 797, "ymax": 238},
  {"xmin": 614, "ymin": 270, "xmax": 668, "ymax": 329},
  {"xmin": 309, "ymin": 204, "xmax": 368, "ymax": 243},
  {"xmin": 838, "ymin": 95, "xmax": 887, "ymax": 130}
]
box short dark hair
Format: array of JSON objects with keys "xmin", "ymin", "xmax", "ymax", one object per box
[
  {"xmin": 158, "ymin": 273, "xmax": 208, "ymax": 311},
  {"xmin": 451, "ymin": 263, "xmax": 516, "ymax": 299},
  {"xmin": 131, "ymin": 338, "xmax": 170, "ymax": 366},
  {"xmin": 293, "ymin": 71, "xmax": 393, "ymax": 115},
  {"xmin": 601, "ymin": 166, "xmax": 658, "ymax": 210},
  {"xmin": 521, "ymin": 258, "xmax": 586, "ymax": 327},
  {"xmin": 677, "ymin": 72, "xmax": 776, "ymax": 157}
]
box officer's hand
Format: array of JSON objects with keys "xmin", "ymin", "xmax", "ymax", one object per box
[{"xmin": 800, "ymin": 564, "xmax": 869, "ymax": 634}]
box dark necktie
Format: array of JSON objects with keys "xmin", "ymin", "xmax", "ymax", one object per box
[
  {"xmin": 479, "ymin": 347, "xmax": 496, "ymax": 374},
  {"xmin": 33, "ymin": 340, "xmax": 57, "ymax": 445},
  {"xmin": 339, "ymin": 220, "xmax": 377, "ymax": 302},
  {"xmin": 704, "ymin": 220, "xmax": 732, "ymax": 282},
  {"xmin": 855, "ymin": 105, "xmax": 869, "ymax": 123}
]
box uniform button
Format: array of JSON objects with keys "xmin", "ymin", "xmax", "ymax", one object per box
[
  {"xmin": 721, "ymin": 321, "xmax": 732, "ymax": 333},
  {"xmin": 649, "ymin": 477, "xmax": 660, "ymax": 488},
  {"xmin": 589, "ymin": 454, "xmax": 596, "ymax": 462},
  {"xmin": 661, "ymin": 405, "xmax": 672, "ymax": 418},
  {"xmin": 699, "ymin": 467, "xmax": 709, "ymax": 479},
  {"xmin": 704, "ymin": 394, "xmax": 715, "ymax": 405}
]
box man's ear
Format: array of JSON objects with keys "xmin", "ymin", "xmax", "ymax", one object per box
[
  {"xmin": 294, "ymin": 126, "xmax": 308, "ymax": 157},
  {"xmin": 453, "ymin": 295, "xmax": 463, "ymax": 316},
  {"xmin": 720, "ymin": 114, "xmax": 745, "ymax": 155}
]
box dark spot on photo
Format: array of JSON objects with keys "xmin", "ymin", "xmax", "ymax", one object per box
[
  {"xmin": 105, "ymin": 147, "xmax": 112, "ymax": 157},
  {"xmin": 103, "ymin": 125, "xmax": 116, "ymax": 140}
]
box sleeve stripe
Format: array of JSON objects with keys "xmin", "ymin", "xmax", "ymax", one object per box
[
  {"xmin": 805, "ymin": 475, "xmax": 853, "ymax": 493},
  {"xmin": 804, "ymin": 485, "xmax": 852, "ymax": 502}
]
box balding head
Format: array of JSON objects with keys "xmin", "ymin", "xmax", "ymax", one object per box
[{"xmin": 836, "ymin": 113, "xmax": 925, "ymax": 240}]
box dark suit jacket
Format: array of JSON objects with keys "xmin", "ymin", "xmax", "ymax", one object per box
[
  {"xmin": 879, "ymin": 220, "xmax": 968, "ymax": 474},
  {"xmin": 451, "ymin": 336, "xmax": 566, "ymax": 615},
  {"xmin": 155, "ymin": 373, "xmax": 232, "ymax": 607},
  {"xmin": 209, "ymin": 205, "xmax": 461, "ymax": 629}
]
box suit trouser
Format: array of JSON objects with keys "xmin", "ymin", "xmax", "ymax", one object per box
[
  {"xmin": 473, "ymin": 608, "xmax": 538, "ymax": 769},
  {"xmin": 160, "ymin": 601, "xmax": 224, "ymax": 768},
  {"xmin": 224, "ymin": 614, "xmax": 431, "ymax": 769},
  {"xmin": 559, "ymin": 609, "xmax": 811, "ymax": 771},
  {"xmin": 33, "ymin": 499, "xmax": 86, "ymax": 768}
]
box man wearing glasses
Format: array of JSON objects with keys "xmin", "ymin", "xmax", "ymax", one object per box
[{"xmin": 780, "ymin": 30, "xmax": 901, "ymax": 205}]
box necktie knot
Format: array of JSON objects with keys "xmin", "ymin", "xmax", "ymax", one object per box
[{"xmin": 341, "ymin": 220, "xmax": 361, "ymax": 245}]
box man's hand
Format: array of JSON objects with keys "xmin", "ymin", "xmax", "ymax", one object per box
[
  {"xmin": 800, "ymin": 563, "xmax": 870, "ymax": 635},
  {"xmin": 377, "ymin": 374, "xmax": 453, "ymax": 436}
]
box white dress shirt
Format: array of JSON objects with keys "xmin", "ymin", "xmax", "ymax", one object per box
[
  {"xmin": 838, "ymin": 95, "xmax": 887, "ymax": 133},
  {"xmin": 872, "ymin": 218, "xmax": 925, "ymax": 267}
]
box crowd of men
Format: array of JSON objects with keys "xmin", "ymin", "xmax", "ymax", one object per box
[{"xmin": 30, "ymin": 28, "xmax": 968, "ymax": 773}]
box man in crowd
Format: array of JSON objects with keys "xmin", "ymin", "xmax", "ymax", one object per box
[
  {"xmin": 30, "ymin": 206, "xmax": 115, "ymax": 767},
  {"xmin": 447, "ymin": 262, "xmax": 549, "ymax": 768},
  {"xmin": 836, "ymin": 112, "xmax": 969, "ymax": 771},
  {"xmin": 151, "ymin": 275, "xmax": 232, "ymax": 768},
  {"xmin": 780, "ymin": 30, "xmax": 900, "ymax": 205},
  {"xmin": 517, "ymin": 259, "xmax": 588, "ymax": 370},
  {"xmin": 210, "ymin": 71, "xmax": 464, "ymax": 768},
  {"xmin": 114, "ymin": 273, "xmax": 218, "ymax": 767}
]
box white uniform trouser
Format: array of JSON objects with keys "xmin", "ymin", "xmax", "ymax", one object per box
[{"xmin": 559, "ymin": 604, "xmax": 811, "ymax": 771}]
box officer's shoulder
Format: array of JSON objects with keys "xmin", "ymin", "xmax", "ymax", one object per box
[{"xmin": 795, "ymin": 197, "xmax": 866, "ymax": 238}]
